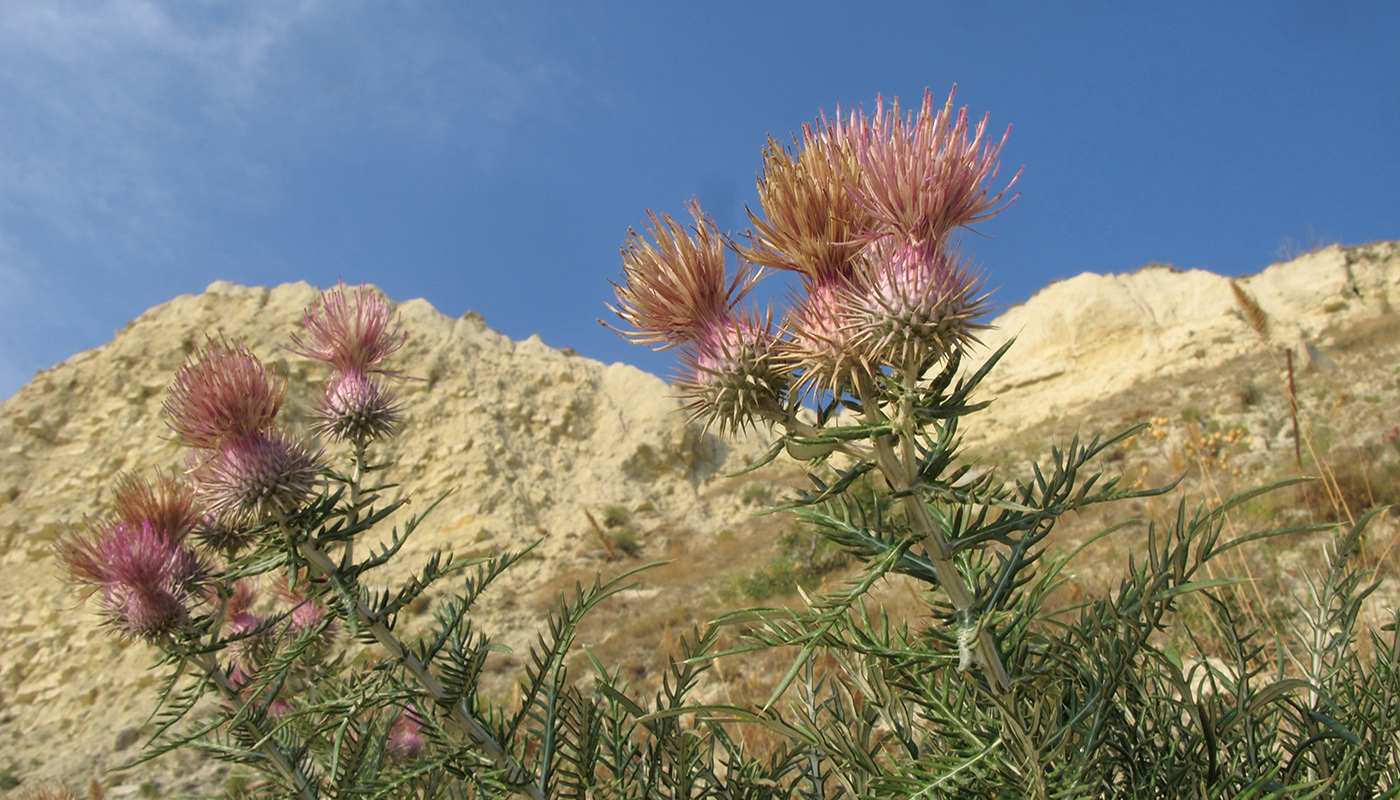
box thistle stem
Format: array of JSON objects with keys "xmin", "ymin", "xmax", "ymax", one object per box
[
  {"xmin": 191, "ymin": 651, "xmax": 320, "ymax": 800},
  {"xmin": 852, "ymin": 375, "xmax": 1046, "ymax": 798},
  {"xmin": 900, "ymin": 354, "xmax": 919, "ymax": 479},
  {"xmin": 854, "ymin": 376, "xmax": 1012, "ymax": 692},
  {"xmin": 341, "ymin": 438, "xmax": 367, "ymax": 570},
  {"xmin": 275, "ymin": 514, "xmax": 544, "ymax": 800}
]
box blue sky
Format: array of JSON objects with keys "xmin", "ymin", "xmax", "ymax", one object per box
[{"xmin": 1, "ymin": 1, "xmax": 1396, "ymax": 400}]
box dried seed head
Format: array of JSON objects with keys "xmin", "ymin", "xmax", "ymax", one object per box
[
  {"xmin": 851, "ymin": 87, "xmax": 1019, "ymax": 246},
  {"xmin": 314, "ymin": 370, "xmax": 403, "ymax": 443},
  {"xmin": 607, "ymin": 200, "xmax": 759, "ymax": 350},
  {"xmin": 165, "ymin": 338, "xmax": 286, "ymax": 450},
  {"xmin": 845, "ymin": 239, "xmax": 989, "ymax": 371},
  {"xmin": 290, "ymin": 282, "xmax": 406, "ymax": 375},
  {"xmin": 111, "ymin": 470, "xmax": 199, "ymax": 542},
  {"xmin": 675, "ymin": 309, "xmax": 786, "ymax": 434},
  {"xmin": 191, "ymin": 429, "xmax": 324, "ymax": 528},
  {"xmin": 740, "ymin": 106, "xmax": 877, "ymax": 284}
]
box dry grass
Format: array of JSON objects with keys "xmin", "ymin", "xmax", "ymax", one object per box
[{"xmin": 529, "ymin": 315, "xmax": 1400, "ymax": 724}]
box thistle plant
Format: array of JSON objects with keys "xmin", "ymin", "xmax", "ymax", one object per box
[
  {"xmin": 52, "ymin": 88, "xmax": 1400, "ymax": 799},
  {"xmin": 57, "ymin": 286, "xmax": 805, "ymax": 798},
  {"xmin": 608, "ymin": 86, "xmax": 1400, "ymax": 797}
]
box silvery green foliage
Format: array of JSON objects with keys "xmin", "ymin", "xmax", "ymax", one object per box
[
  {"xmin": 67, "ymin": 86, "xmax": 1400, "ymax": 794},
  {"xmin": 682, "ymin": 344, "xmax": 1400, "ymax": 798},
  {"xmin": 81, "ymin": 333, "xmax": 1400, "ymax": 799}
]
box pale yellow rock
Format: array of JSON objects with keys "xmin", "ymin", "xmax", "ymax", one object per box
[
  {"xmin": 964, "ymin": 240, "xmax": 1400, "ymax": 445},
  {"xmin": 0, "ymin": 280, "xmax": 769, "ymax": 790},
  {"xmin": 1, "ymin": 240, "xmax": 1396, "ymax": 789}
]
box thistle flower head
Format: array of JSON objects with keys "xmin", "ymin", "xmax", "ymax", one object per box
[
  {"xmin": 674, "ymin": 308, "xmax": 786, "ymax": 434},
  {"xmin": 740, "ymin": 106, "xmax": 877, "ymax": 284},
  {"xmin": 55, "ymin": 519, "xmax": 207, "ymax": 642},
  {"xmin": 779, "ymin": 277, "xmax": 872, "ymax": 399},
  {"xmin": 227, "ymin": 609, "xmax": 274, "ymax": 669},
  {"xmin": 192, "ymin": 512, "xmax": 255, "ymax": 559},
  {"xmin": 289, "ymin": 282, "xmax": 406, "ymax": 376},
  {"xmin": 190, "ymin": 429, "xmax": 324, "ymax": 528},
  {"xmin": 851, "ymin": 87, "xmax": 1019, "ymax": 247},
  {"xmin": 165, "ymin": 338, "xmax": 286, "ymax": 450},
  {"xmin": 386, "ymin": 707, "xmax": 426, "ymax": 761},
  {"xmin": 111, "ymin": 470, "xmax": 198, "ymax": 542},
  {"xmin": 314, "ymin": 370, "xmax": 403, "ymax": 443},
  {"xmin": 276, "ymin": 581, "xmax": 339, "ymax": 655},
  {"xmin": 607, "ymin": 200, "xmax": 759, "ymax": 350},
  {"xmin": 225, "ymin": 663, "xmax": 290, "ymax": 718},
  {"xmin": 845, "ymin": 239, "xmax": 990, "ymax": 371}
]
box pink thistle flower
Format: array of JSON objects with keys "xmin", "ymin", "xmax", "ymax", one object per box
[
  {"xmin": 850, "ymin": 87, "xmax": 1019, "ymax": 247},
  {"xmin": 190, "ymin": 429, "xmax": 324, "ymax": 528},
  {"xmin": 166, "ymin": 338, "xmax": 286, "ymax": 450},
  {"xmin": 674, "ymin": 308, "xmax": 787, "ymax": 434},
  {"xmin": 275, "ymin": 582, "xmax": 339, "ymax": 656},
  {"xmin": 386, "ymin": 706, "xmax": 425, "ymax": 761},
  {"xmin": 227, "ymin": 610, "xmax": 274, "ymax": 668},
  {"xmin": 845, "ymin": 239, "xmax": 990, "ymax": 371},
  {"xmin": 739, "ymin": 105, "xmax": 878, "ymax": 284},
  {"xmin": 313, "ymin": 370, "xmax": 403, "ymax": 443},
  {"xmin": 289, "ymin": 282, "xmax": 406, "ymax": 376},
  {"xmin": 111, "ymin": 470, "xmax": 199, "ymax": 542},
  {"xmin": 55, "ymin": 519, "xmax": 207, "ymax": 642},
  {"xmin": 225, "ymin": 662, "xmax": 291, "ymax": 719},
  {"xmin": 219, "ymin": 579, "xmax": 275, "ymax": 668},
  {"xmin": 779, "ymin": 277, "xmax": 874, "ymax": 400},
  {"xmin": 606, "ymin": 200, "xmax": 760, "ymax": 350}
]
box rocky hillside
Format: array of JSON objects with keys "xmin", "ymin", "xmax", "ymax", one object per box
[
  {"xmin": 1, "ymin": 240, "xmax": 1397, "ymax": 795},
  {"xmin": 967, "ymin": 240, "xmax": 1400, "ymax": 445},
  {"xmin": 0, "ymin": 280, "xmax": 772, "ymax": 794}
]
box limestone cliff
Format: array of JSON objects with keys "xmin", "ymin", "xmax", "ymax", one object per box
[{"xmin": 1, "ymin": 240, "xmax": 1397, "ymax": 792}]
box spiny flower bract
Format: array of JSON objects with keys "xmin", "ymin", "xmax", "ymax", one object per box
[
  {"xmin": 674, "ymin": 307, "xmax": 786, "ymax": 434},
  {"xmin": 190, "ymin": 429, "xmax": 324, "ymax": 528},
  {"xmin": 779, "ymin": 276, "xmax": 873, "ymax": 400},
  {"xmin": 845, "ymin": 239, "xmax": 990, "ymax": 372},
  {"xmin": 314, "ymin": 370, "xmax": 403, "ymax": 443}
]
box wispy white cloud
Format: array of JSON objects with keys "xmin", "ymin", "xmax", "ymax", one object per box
[
  {"xmin": 0, "ymin": 0, "xmax": 582, "ymax": 399},
  {"xmin": 0, "ymin": 1, "xmax": 327, "ymax": 254}
]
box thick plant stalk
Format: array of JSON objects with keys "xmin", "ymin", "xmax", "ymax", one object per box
[
  {"xmin": 855, "ymin": 376, "xmax": 1048, "ymax": 799},
  {"xmin": 855, "ymin": 376, "xmax": 1012, "ymax": 692},
  {"xmin": 192, "ymin": 651, "xmax": 320, "ymax": 800},
  {"xmin": 278, "ymin": 514, "xmax": 545, "ymax": 800},
  {"xmin": 340, "ymin": 439, "xmax": 367, "ymax": 570}
]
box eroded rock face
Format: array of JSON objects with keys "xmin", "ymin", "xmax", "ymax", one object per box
[
  {"xmin": 965, "ymin": 241, "xmax": 1400, "ymax": 444},
  {"xmin": 1, "ymin": 240, "xmax": 1396, "ymax": 791},
  {"xmin": 0, "ymin": 281, "xmax": 769, "ymax": 792}
]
